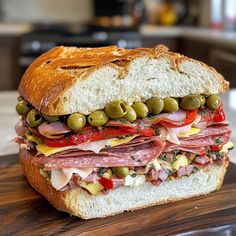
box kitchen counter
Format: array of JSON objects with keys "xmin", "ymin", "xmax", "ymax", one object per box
[
  {"xmin": 1, "ymin": 91, "xmax": 235, "ymax": 163},
  {"xmin": 140, "ymin": 25, "xmax": 236, "ymax": 49},
  {"xmin": 0, "ymin": 23, "xmax": 33, "ymax": 35}
]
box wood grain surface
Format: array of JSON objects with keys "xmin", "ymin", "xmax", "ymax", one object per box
[{"xmin": 0, "ymin": 154, "xmax": 236, "ymax": 236}]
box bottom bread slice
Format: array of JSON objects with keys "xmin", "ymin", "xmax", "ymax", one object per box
[{"xmin": 19, "ymin": 148, "xmax": 229, "ymax": 219}]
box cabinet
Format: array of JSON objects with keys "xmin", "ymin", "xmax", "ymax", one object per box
[
  {"xmin": 141, "ymin": 36, "xmax": 179, "ymax": 51},
  {"xmin": 0, "ymin": 36, "xmax": 20, "ymax": 90}
]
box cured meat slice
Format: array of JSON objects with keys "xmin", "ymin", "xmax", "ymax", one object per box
[
  {"xmin": 33, "ymin": 137, "xmax": 164, "ymax": 170},
  {"xmin": 163, "ymin": 144, "xmax": 206, "ymax": 155},
  {"xmin": 163, "ymin": 125, "xmax": 231, "ymax": 154},
  {"xmin": 182, "ymin": 125, "xmax": 231, "ymax": 140},
  {"xmin": 46, "ymin": 136, "xmax": 159, "ymax": 158}
]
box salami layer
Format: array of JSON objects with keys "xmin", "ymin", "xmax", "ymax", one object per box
[
  {"xmin": 34, "ymin": 137, "xmax": 164, "ymax": 170},
  {"xmin": 163, "ymin": 125, "xmax": 231, "ymax": 154}
]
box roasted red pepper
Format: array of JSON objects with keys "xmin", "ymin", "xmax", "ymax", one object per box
[
  {"xmin": 158, "ymin": 110, "xmax": 198, "ymax": 128},
  {"xmin": 211, "ymin": 145, "xmax": 223, "ymax": 152},
  {"xmin": 44, "ymin": 126, "xmax": 155, "ymax": 147},
  {"xmin": 213, "ymin": 107, "xmax": 225, "ymax": 123},
  {"xmin": 98, "ymin": 177, "xmax": 113, "ymax": 189}
]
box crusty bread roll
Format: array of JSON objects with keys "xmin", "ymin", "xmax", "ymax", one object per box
[
  {"xmin": 20, "ymin": 147, "xmax": 228, "ymax": 219},
  {"xmin": 18, "ymin": 45, "xmax": 228, "ymax": 115},
  {"xmin": 17, "ymin": 45, "xmax": 231, "ymax": 220}
]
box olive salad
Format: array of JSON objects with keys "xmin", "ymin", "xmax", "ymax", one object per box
[{"xmin": 16, "ymin": 94, "xmax": 221, "ymax": 129}]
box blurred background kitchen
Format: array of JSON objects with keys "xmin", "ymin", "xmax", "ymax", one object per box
[{"xmin": 0, "ymin": 0, "xmax": 236, "ymax": 158}]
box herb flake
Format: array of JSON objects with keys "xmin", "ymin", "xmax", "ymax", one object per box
[
  {"xmin": 98, "ymin": 168, "xmax": 106, "ymax": 177},
  {"xmin": 215, "ymin": 137, "xmax": 223, "ymax": 145},
  {"xmin": 131, "ymin": 173, "xmax": 137, "ymax": 178},
  {"xmin": 160, "ymin": 153, "xmax": 167, "ymax": 161}
]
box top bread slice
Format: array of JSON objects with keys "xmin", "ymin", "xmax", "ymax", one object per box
[{"xmin": 18, "ymin": 45, "xmax": 229, "ymax": 116}]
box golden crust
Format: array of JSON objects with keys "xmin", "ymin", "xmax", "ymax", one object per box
[
  {"xmin": 19, "ymin": 148, "xmax": 229, "ymax": 219},
  {"xmin": 18, "ymin": 45, "xmax": 229, "ymax": 115}
]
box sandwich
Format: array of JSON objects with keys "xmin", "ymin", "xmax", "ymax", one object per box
[{"xmin": 15, "ymin": 45, "xmax": 234, "ymax": 219}]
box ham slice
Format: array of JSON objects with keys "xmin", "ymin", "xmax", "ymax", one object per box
[
  {"xmin": 163, "ymin": 125, "xmax": 231, "ymax": 154},
  {"xmin": 176, "ymin": 165, "xmax": 194, "ymax": 178},
  {"xmin": 182, "ymin": 125, "xmax": 231, "ymax": 140},
  {"xmin": 111, "ymin": 176, "xmax": 125, "ymax": 189},
  {"xmin": 33, "ymin": 137, "xmax": 164, "ymax": 170},
  {"xmin": 38, "ymin": 121, "xmax": 71, "ymax": 139},
  {"xmin": 194, "ymin": 156, "xmax": 210, "ymax": 165},
  {"xmin": 15, "ymin": 120, "xmax": 27, "ymax": 137}
]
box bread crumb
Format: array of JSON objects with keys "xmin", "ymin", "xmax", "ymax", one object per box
[{"xmin": 195, "ymin": 206, "xmax": 198, "ymax": 210}]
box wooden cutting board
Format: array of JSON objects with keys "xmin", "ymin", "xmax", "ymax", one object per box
[{"xmin": 0, "ymin": 154, "xmax": 236, "ymax": 236}]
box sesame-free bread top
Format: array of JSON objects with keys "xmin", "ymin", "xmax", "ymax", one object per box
[{"xmin": 18, "ymin": 45, "xmax": 229, "ymax": 116}]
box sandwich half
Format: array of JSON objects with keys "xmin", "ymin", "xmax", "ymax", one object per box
[{"xmin": 15, "ymin": 45, "xmax": 234, "ymax": 219}]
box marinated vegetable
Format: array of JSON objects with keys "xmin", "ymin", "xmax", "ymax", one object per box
[
  {"xmin": 206, "ymin": 95, "xmax": 221, "ymax": 110},
  {"xmin": 171, "ymin": 155, "xmax": 188, "ymax": 170},
  {"xmin": 25, "ymin": 130, "xmax": 43, "ymax": 144},
  {"xmin": 146, "ymin": 97, "xmax": 164, "ymax": 115},
  {"xmin": 132, "ymin": 102, "xmax": 149, "ymax": 118},
  {"xmin": 105, "ymin": 101, "xmax": 127, "ymax": 118},
  {"xmin": 27, "ymin": 109, "xmax": 42, "ymax": 127},
  {"xmin": 112, "ymin": 167, "xmax": 129, "ymax": 177},
  {"xmin": 88, "ymin": 110, "xmax": 108, "ymax": 126},
  {"xmin": 163, "ymin": 98, "xmax": 179, "ymax": 112},
  {"xmin": 67, "ymin": 113, "xmax": 86, "ymax": 130},
  {"xmin": 180, "ymin": 95, "xmax": 201, "ymax": 110},
  {"xmin": 199, "ymin": 95, "xmax": 206, "ymax": 107},
  {"xmin": 42, "ymin": 114, "xmax": 59, "ymax": 122},
  {"xmin": 16, "ymin": 100, "xmax": 31, "ymax": 116},
  {"xmin": 123, "ymin": 105, "xmax": 137, "ymax": 122}
]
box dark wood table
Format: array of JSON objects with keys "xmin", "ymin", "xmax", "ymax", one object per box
[{"xmin": 0, "ymin": 154, "xmax": 236, "ymax": 236}]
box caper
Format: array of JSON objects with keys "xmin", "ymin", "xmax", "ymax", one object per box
[
  {"xmin": 16, "ymin": 100, "xmax": 31, "ymax": 116},
  {"xmin": 199, "ymin": 95, "xmax": 206, "ymax": 107},
  {"xmin": 105, "ymin": 101, "xmax": 127, "ymax": 119},
  {"xmin": 123, "ymin": 105, "xmax": 137, "ymax": 122},
  {"xmin": 27, "ymin": 109, "xmax": 42, "ymax": 127},
  {"xmin": 206, "ymin": 95, "xmax": 221, "ymax": 110},
  {"xmin": 146, "ymin": 97, "xmax": 164, "ymax": 115},
  {"xmin": 180, "ymin": 95, "xmax": 201, "ymax": 110},
  {"xmin": 163, "ymin": 98, "xmax": 179, "ymax": 112},
  {"xmin": 88, "ymin": 110, "xmax": 108, "ymax": 127},
  {"xmin": 42, "ymin": 114, "xmax": 59, "ymax": 122},
  {"xmin": 67, "ymin": 113, "xmax": 86, "ymax": 130},
  {"xmin": 132, "ymin": 102, "xmax": 149, "ymax": 118},
  {"xmin": 112, "ymin": 167, "xmax": 129, "ymax": 178}
]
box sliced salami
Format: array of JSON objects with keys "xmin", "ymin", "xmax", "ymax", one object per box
[
  {"xmin": 164, "ymin": 125, "xmax": 231, "ymax": 154},
  {"xmin": 33, "ymin": 137, "xmax": 164, "ymax": 170}
]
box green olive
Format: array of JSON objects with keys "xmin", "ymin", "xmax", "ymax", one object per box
[
  {"xmin": 17, "ymin": 96, "xmax": 24, "ymax": 101},
  {"xmin": 206, "ymin": 95, "xmax": 221, "ymax": 110},
  {"xmin": 132, "ymin": 102, "xmax": 149, "ymax": 118},
  {"xmin": 27, "ymin": 109, "xmax": 42, "ymax": 127},
  {"xmin": 180, "ymin": 95, "xmax": 201, "ymax": 110},
  {"xmin": 105, "ymin": 101, "xmax": 127, "ymax": 119},
  {"xmin": 199, "ymin": 95, "xmax": 206, "ymax": 107},
  {"xmin": 88, "ymin": 110, "xmax": 109, "ymax": 127},
  {"xmin": 112, "ymin": 167, "xmax": 129, "ymax": 178},
  {"xmin": 146, "ymin": 97, "xmax": 164, "ymax": 115},
  {"xmin": 67, "ymin": 113, "xmax": 86, "ymax": 130},
  {"xmin": 42, "ymin": 114, "xmax": 59, "ymax": 122},
  {"xmin": 163, "ymin": 98, "xmax": 179, "ymax": 112},
  {"xmin": 123, "ymin": 105, "xmax": 137, "ymax": 122},
  {"xmin": 16, "ymin": 100, "xmax": 31, "ymax": 116}
]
